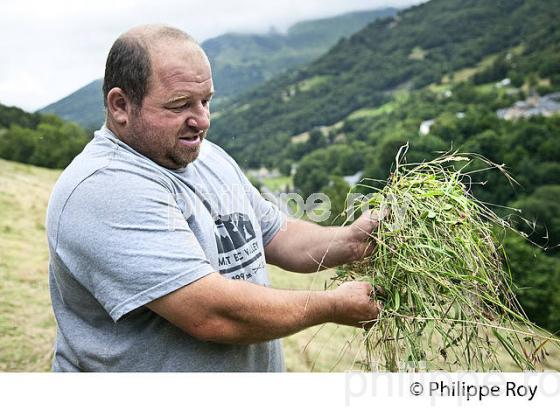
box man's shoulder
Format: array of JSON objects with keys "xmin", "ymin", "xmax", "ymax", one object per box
[
  {"xmin": 59, "ymin": 128, "xmax": 174, "ymax": 188},
  {"xmin": 201, "ymin": 139, "xmax": 229, "ymax": 160},
  {"xmin": 48, "ymin": 139, "xmax": 113, "ymax": 207},
  {"xmin": 47, "ymin": 133, "xmax": 173, "ymax": 226},
  {"xmin": 199, "ymin": 139, "xmax": 243, "ymax": 171}
]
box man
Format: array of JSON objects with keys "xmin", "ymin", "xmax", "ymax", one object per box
[{"xmin": 46, "ymin": 25, "xmax": 382, "ymax": 372}]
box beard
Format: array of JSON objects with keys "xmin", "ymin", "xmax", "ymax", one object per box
[{"xmin": 128, "ymin": 114, "xmax": 205, "ymax": 170}]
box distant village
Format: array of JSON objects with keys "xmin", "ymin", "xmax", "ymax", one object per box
[
  {"xmin": 496, "ymin": 91, "xmax": 560, "ymax": 121},
  {"xmin": 419, "ymin": 80, "xmax": 560, "ymax": 136}
]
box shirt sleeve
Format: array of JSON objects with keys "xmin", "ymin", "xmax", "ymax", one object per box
[
  {"xmin": 54, "ymin": 166, "xmax": 216, "ymax": 322},
  {"xmin": 210, "ymin": 143, "xmax": 287, "ymax": 246},
  {"xmin": 241, "ymin": 174, "xmax": 286, "ymax": 246}
]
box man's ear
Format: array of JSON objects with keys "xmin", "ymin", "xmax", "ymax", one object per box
[{"xmin": 106, "ymin": 88, "xmax": 132, "ymax": 125}]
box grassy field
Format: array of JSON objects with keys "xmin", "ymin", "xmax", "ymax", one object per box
[
  {"xmin": 261, "ymin": 175, "xmax": 293, "ymax": 192},
  {"xmin": 0, "ymin": 158, "xmax": 558, "ymax": 372},
  {"xmin": 347, "ymin": 90, "xmax": 409, "ymax": 121},
  {"xmin": 0, "ymin": 159, "xmax": 59, "ymax": 371},
  {"xmin": 268, "ymin": 265, "xmax": 366, "ymax": 371}
]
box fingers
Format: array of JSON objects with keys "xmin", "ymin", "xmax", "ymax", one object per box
[
  {"xmin": 367, "ymin": 283, "xmax": 385, "ymax": 295},
  {"xmin": 362, "ymin": 298, "xmax": 383, "ymax": 330},
  {"xmin": 369, "ymin": 206, "xmax": 390, "ymax": 225},
  {"xmin": 359, "ymin": 282, "xmax": 383, "ymax": 326},
  {"xmin": 332, "ymin": 281, "xmax": 383, "ymax": 328}
]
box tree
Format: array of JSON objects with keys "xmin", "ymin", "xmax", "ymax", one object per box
[
  {"xmin": 503, "ymin": 234, "xmax": 560, "ymax": 332},
  {"xmin": 322, "ymin": 177, "xmax": 351, "ymax": 226},
  {"xmin": 0, "ymin": 115, "xmax": 90, "ymax": 169},
  {"xmin": 511, "ymin": 185, "xmax": 560, "ymax": 253}
]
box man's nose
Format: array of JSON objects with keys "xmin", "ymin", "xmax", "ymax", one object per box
[{"xmin": 187, "ymin": 104, "xmax": 210, "ymax": 130}]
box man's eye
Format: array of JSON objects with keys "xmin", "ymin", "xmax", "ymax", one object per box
[{"xmin": 170, "ymin": 104, "xmax": 189, "ymax": 112}]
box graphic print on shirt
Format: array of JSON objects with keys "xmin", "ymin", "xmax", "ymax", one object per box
[{"xmin": 214, "ymin": 212, "xmax": 264, "ymax": 280}]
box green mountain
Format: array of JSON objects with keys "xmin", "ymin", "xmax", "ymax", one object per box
[
  {"xmin": 39, "ymin": 79, "xmax": 104, "ymax": 131},
  {"xmin": 38, "ymin": 7, "xmax": 397, "ymax": 129},
  {"xmin": 209, "ymin": 0, "xmax": 560, "ymax": 168},
  {"xmin": 205, "ymin": 8, "xmax": 397, "ymax": 104}
]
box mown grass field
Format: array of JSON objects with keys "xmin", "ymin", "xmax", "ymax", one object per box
[
  {"xmin": 0, "ymin": 158, "xmax": 558, "ymax": 372},
  {"xmin": 0, "ymin": 159, "xmax": 59, "ymax": 371}
]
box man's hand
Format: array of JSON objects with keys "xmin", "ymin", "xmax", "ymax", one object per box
[
  {"xmin": 345, "ymin": 209, "xmax": 387, "ymax": 261},
  {"xmin": 330, "ymin": 281, "xmax": 381, "ymax": 328}
]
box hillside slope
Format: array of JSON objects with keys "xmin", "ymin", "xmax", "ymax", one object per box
[
  {"xmin": 39, "ymin": 79, "xmax": 104, "ymax": 130},
  {"xmin": 205, "ymin": 8, "xmax": 397, "ymax": 102},
  {"xmin": 209, "ymin": 0, "xmax": 560, "ymax": 167}
]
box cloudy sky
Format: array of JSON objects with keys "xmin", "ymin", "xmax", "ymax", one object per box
[{"xmin": 0, "ymin": 0, "xmax": 422, "ymax": 112}]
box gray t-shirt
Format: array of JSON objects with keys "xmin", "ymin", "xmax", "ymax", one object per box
[{"xmin": 46, "ymin": 126, "xmax": 286, "ymax": 372}]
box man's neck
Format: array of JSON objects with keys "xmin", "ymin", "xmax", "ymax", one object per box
[{"xmin": 105, "ymin": 118, "xmax": 124, "ymax": 141}]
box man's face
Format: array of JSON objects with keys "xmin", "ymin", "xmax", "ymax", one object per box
[{"xmin": 126, "ymin": 41, "xmax": 214, "ymax": 169}]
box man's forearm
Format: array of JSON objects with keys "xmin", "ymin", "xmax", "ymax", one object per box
[
  {"xmin": 265, "ymin": 218, "xmax": 371, "ymax": 273},
  {"xmin": 148, "ymin": 272, "xmax": 378, "ymax": 345},
  {"xmin": 201, "ymin": 275, "xmax": 335, "ymax": 344}
]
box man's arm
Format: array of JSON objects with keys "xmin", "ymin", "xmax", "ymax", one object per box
[
  {"xmin": 147, "ymin": 272, "xmax": 379, "ymax": 344},
  {"xmin": 264, "ymin": 209, "xmax": 383, "ymax": 273}
]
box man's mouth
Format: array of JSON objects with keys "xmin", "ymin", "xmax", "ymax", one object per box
[{"xmin": 178, "ymin": 133, "xmax": 202, "ymax": 147}]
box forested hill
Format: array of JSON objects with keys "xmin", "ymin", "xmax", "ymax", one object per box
[
  {"xmin": 39, "ymin": 79, "xmax": 104, "ymax": 132},
  {"xmin": 38, "ymin": 7, "xmax": 397, "ymax": 129},
  {"xmin": 203, "ymin": 8, "xmax": 397, "ymax": 103},
  {"xmin": 0, "ymin": 103, "xmax": 90, "ymax": 169},
  {"xmin": 209, "ymin": 0, "xmax": 560, "ymax": 168}
]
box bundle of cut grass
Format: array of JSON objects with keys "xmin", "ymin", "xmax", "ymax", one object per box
[{"xmin": 336, "ymin": 145, "xmax": 558, "ymax": 371}]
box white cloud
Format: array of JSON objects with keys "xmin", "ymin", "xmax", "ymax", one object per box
[{"xmin": 0, "ymin": 0, "xmax": 422, "ymax": 112}]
